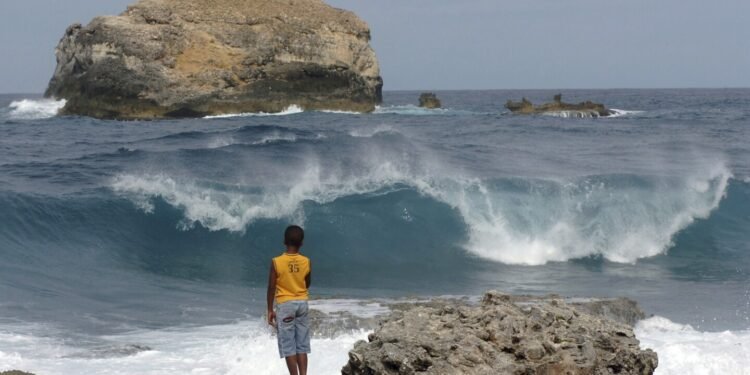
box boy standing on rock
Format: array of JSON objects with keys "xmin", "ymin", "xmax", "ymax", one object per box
[{"xmin": 267, "ymin": 225, "xmax": 312, "ymax": 375}]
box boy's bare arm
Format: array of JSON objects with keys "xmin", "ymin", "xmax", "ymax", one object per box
[
  {"xmin": 305, "ymin": 260, "xmax": 311, "ymax": 288},
  {"xmin": 266, "ymin": 261, "xmax": 277, "ymax": 326}
]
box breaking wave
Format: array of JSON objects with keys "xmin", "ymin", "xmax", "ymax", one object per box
[
  {"xmin": 7, "ymin": 99, "xmax": 66, "ymax": 120},
  {"xmin": 111, "ymin": 159, "xmax": 731, "ymax": 265},
  {"xmin": 448, "ymin": 165, "xmax": 730, "ymax": 264},
  {"xmin": 110, "ymin": 155, "xmax": 419, "ymax": 232}
]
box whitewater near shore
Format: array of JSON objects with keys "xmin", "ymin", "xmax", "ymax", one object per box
[
  {"xmin": 2, "ymin": 297, "xmax": 749, "ymax": 374},
  {"xmin": 1, "ymin": 89, "xmax": 750, "ymax": 374}
]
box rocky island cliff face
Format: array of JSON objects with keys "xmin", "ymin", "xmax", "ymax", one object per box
[{"xmin": 45, "ymin": 0, "xmax": 383, "ymax": 119}]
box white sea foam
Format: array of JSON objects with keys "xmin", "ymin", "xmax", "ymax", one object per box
[
  {"xmin": 203, "ymin": 105, "xmax": 304, "ymax": 119},
  {"xmin": 541, "ymin": 109, "xmax": 642, "ymax": 119},
  {"xmin": 635, "ymin": 316, "xmax": 750, "ymax": 375},
  {"xmin": 316, "ymin": 109, "xmax": 362, "ymax": 115},
  {"xmin": 608, "ymin": 109, "xmax": 644, "ymax": 118},
  {"xmin": 2, "ymin": 312, "xmax": 747, "ymax": 374},
  {"xmin": 7, "ymin": 99, "xmax": 66, "ymax": 120},
  {"xmin": 0, "ymin": 320, "xmax": 367, "ymax": 375},
  {"xmin": 207, "ymin": 132, "xmax": 306, "ymax": 148},
  {"xmin": 348, "ymin": 124, "xmax": 396, "ymax": 138},
  {"xmin": 318, "ymin": 106, "xmax": 458, "ymax": 116},
  {"xmin": 373, "ymin": 105, "xmax": 450, "ymax": 116},
  {"xmin": 542, "ymin": 110, "xmax": 600, "ymax": 118},
  {"xmin": 251, "ymin": 132, "xmax": 298, "ymax": 145}
]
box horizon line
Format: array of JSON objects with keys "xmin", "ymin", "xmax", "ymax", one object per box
[
  {"xmin": 2, "ymin": 86, "xmax": 750, "ymax": 96},
  {"xmin": 382, "ymin": 86, "xmax": 750, "ymax": 92}
]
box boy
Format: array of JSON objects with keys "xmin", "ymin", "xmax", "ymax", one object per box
[{"xmin": 267, "ymin": 225, "xmax": 312, "ymax": 375}]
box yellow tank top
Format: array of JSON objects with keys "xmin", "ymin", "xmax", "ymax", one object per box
[{"xmin": 273, "ymin": 253, "xmax": 310, "ymax": 304}]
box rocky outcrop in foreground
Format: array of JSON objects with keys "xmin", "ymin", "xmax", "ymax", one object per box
[
  {"xmin": 342, "ymin": 292, "xmax": 658, "ymax": 375},
  {"xmin": 45, "ymin": 0, "xmax": 382, "ymax": 119},
  {"xmin": 418, "ymin": 93, "xmax": 442, "ymax": 109},
  {"xmin": 506, "ymin": 94, "xmax": 615, "ymax": 118}
]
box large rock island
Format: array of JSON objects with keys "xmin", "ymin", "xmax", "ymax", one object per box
[
  {"xmin": 342, "ymin": 292, "xmax": 658, "ymax": 375},
  {"xmin": 45, "ymin": 0, "xmax": 383, "ymax": 119}
]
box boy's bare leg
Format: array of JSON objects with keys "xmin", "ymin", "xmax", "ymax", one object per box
[
  {"xmin": 296, "ymin": 353, "xmax": 308, "ymax": 375},
  {"xmin": 284, "ymin": 356, "xmax": 300, "ymax": 375}
]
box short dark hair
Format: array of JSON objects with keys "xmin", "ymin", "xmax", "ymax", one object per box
[{"xmin": 284, "ymin": 225, "xmax": 304, "ymax": 247}]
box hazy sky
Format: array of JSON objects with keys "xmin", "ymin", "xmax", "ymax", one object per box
[{"xmin": 1, "ymin": 0, "xmax": 748, "ymax": 93}]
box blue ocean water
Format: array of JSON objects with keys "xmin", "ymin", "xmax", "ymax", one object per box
[{"xmin": 1, "ymin": 89, "xmax": 749, "ymax": 374}]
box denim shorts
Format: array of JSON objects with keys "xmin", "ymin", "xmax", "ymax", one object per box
[{"xmin": 275, "ymin": 300, "xmax": 311, "ymax": 358}]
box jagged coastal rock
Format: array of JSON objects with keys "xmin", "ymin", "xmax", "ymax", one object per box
[
  {"xmin": 45, "ymin": 0, "xmax": 383, "ymax": 119},
  {"xmin": 342, "ymin": 292, "xmax": 658, "ymax": 375},
  {"xmin": 506, "ymin": 94, "xmax": 615, "ymax": 118},
  {"xmin": 0, "ymin": 371, "xmax": 35, "ymax": 375},
  {"xmin": 418, "ymin": 92, "xmax": 442, "ymax": 109}
]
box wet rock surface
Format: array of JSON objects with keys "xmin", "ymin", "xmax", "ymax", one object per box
[
  {"xmin": 341, "ymin": 291, "xmax": 658, "ymax": 375},
  {"xmin": 418, "ymin": 93, "xmax": 442, "ymax": 109},
  {"xmin": 506, "ymin": 94, "xmax": 615, "ymax": 117},
  {"xmin": 45, "ymin": 0, "xmax": 383, "ymax": 119}
]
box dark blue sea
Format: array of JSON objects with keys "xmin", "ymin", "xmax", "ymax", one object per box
[{"xmin": 1, "ymin": 89, "xmax": 749, "ymax": 374}]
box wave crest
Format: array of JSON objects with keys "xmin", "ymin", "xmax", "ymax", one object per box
[
  {"xmin": 111, "ymin": 160, "xmax": 731, "ymax": 265},
  {"xmin": 110, "ymin": 159, "xmax": 418, "ymax": 232}
]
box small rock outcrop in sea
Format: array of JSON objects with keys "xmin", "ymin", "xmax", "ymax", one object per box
[
  {"xmin": 342, "ymin": 291, "xmax": 658, "ymax": 375},
  {"xmin": 44, "ymin": 0, "xmax": 383, "ymax": 119},
  {"xmin": 506, "ymin": 94, "xmax": 615, "ymax": 117},
  {"xmin": 418, "ymin": 93, "xmax": 442, "ymax": 109},
  {"xmin": 0, "ymin": 371, "xmax": 35, "ymax": 375}
]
